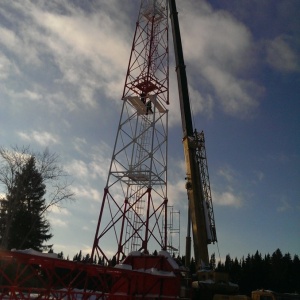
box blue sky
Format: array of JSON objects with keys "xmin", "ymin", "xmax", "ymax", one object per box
[{"xmin": 0, "ymin": 0, "xmax": 299, "ymax": 261}]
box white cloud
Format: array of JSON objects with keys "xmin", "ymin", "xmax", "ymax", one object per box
[
  {"xmin": 217, "ymin": 165, "xmax": 237, "ymax": 183},
  {"xmin": 0, "ymin": 0, "xmax": 131, "ymax": 118},
  {"xmin": 89, "ymin": 143, "xmax": 113, "ymax": 181},
  {"xmin": 167, "ymin": 178, "xmax": 188, "ymax": 208},
  {"xmin": 73, "ymin": 137, "xmax": 87, "ymax": 154},
  {"xmin": 178, "ymin": 2, "xmax": 262, "ymax": 118},
  {"xmin": 48, "ymin": 205, "xmax": 70, "ymax": 216},
  {"xmin": 45, "ymin": 91, "xmax": 78, "ymax": 113},
  {"xmin": 2, "ymin": 86, "xmax": 42, "ymax": 102},
  {"xmin": 267, "ymin": 153, "xmax": 290, "ymax": 164},
  {"xmin": 72, "ymin": 185, "xmax": 101, "ymax": 202},
  {"xmin": 18, "ymin": 130, "xmax": 60, "ymax": 146},
  {"xmin": 166, "ymin": 157, "xmax": 189, "ymax": 209},
  {"xmin": 277, "ymin": 197, "xmax": 292, "ymax": 212},
  {"xmin": 66, "ymin": 159, "xmax": 89, "ymax": 180},
  {"xmin": 81, "ymin": 245, "xmax": 93, "ymax": 257},
  {"xmin": 168, "ymin": 162, "xmax": 243, "ymax": 208},
  {"xmin": 0, "ymin": 26, "xmax": 16, "ymax": 50},
  {"xmin": 49, "ymin": 216, "xmax": 68, "ymax": 228},
  {"xmin": 189, "ymin": 84, "xmax": 214, "ymax": 118},
  {"xmin": 214, "ymin": 164, "xmax": 244, "ymax": 207},
  {"xmin": 0, "ymin": 51, "xmax": 19, "ymax": 79},
  {"xmin": 27, "ymin": 2, "xmax": 130, "ymax": 106},
  {"xmin": 0, "ymin": 25, "xmax": 41, "ymax": 66},
  {"xmin": 66, "ymin": 141, "xmax": 112, "ymax": 183},
  {"xmin": 204, "ymin": 65, "xmax": 260, "ymax": 116},
  {"xmin": 1, "ymin": 0, "xmax": 262, "ymax": 130},
  {"xmin": 22, "ymin": 90, "xmax": 42, "ymax": 101},
  {"xmin": 212, "ymin": 189, "xmax": 242, "ymax": 208},
  {"xmin": 266, "ymin": 36, "xmax": 299, "ymax": 73},
  {"xmin": 82, "ymin": 226, "xmax": 89, "ymax": 231},
  {"xmin": 253, "ymin": 170, "xmax": 264, "ymax": 182}
]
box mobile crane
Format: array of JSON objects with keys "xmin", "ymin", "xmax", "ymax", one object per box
[
  {"xmin": 169, "ymin": 3, "xmax": 300, "ymax": 300},
  {"xmin": 169, "ymin": 1, "xmax": 240, "ymax": 298},
  {"xmin": 169, "ymin": 0, "xmax": 217, "ymax": 269}
]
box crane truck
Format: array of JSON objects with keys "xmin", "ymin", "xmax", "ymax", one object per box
[
  {"xmin": 168, "ymin": 0, "xmax": 240, "ymax": 298},
  {"xmin": 169, "ymin": 0, "xmax": 217, "ymax": 269},
  {"xmin": 169, "ymin": 2, "xmax": 300, "ymax": 300}
]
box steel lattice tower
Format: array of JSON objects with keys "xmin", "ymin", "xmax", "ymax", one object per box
[{"xmin": 91, "ymin": 0, "xmax": 169, "ymax": 264}]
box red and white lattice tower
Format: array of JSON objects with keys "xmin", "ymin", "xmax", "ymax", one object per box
[{"xmin": 91, "ymin": 0, "xmax": 169, "ymax": 264}]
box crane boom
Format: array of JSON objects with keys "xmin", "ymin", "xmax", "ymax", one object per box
[
  {"xmin": 168, "ymin": 0, "xmax": 193, "ymax": 138},
  {"xmin": 169, "ymin": 0, "xmax": 217, "ymax": 268}
]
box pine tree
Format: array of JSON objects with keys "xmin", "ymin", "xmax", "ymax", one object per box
[
  {"xmin": 0, "ymin": 197, "xmax": 8, "ymax": 240},
  {"xmin": 0, "ymin": 146, "xmax": 74, "ymax": 251},
  {"xmin": 84, "ymin": 253, "xmax": 91, "ymax": 262},
  {"xmin": 209, "ymin": 253, "xmax": 216, "ymax": 270},
  {"xmin": 1, "ymin": 156, "xmax": 52, "ymax": 251}
]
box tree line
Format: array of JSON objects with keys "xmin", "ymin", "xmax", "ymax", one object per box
[
  {"xmin": 186, "ymin": 249, "xmax": 299, "ymax": 295},
  {"xmin": 214, "ymin": 249, "xmax": 300, "ymax": 295}
]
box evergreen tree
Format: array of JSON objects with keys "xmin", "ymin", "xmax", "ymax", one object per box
[
  {"xmin": 269, "ymin": 248, "xmax": 284, "ymax": 291},
  {"xmin": 73, "ymin": 250, "xmax": 83, "ymax": 261},
  {"xmin": 78, "ymin": 250, "xmax": 83, "ymax": 261},
  {"xmin": 84, "ymin": 253, "xmax": 91, "ymax": 262},
  {"xmin": 230, "ymin": 257, "xmax": 242, "ymax": 284},
  {"xmin": 209, "ymin": 253, "xmax": 216, "ymax": 270},
  {"xmin": 190, "ymin": 257, "xmax": 196, "ymax": 274},
  {"xmin": 0, "ymin": 156, "xmax": 52, "ymax": 251},
  {"xmin": 224, "ymin": 254, "xmax": 233, "ymax": 273},
  {"xmin": 0, "ymin": 146, "xmax": 74, "ymax": 251},
  {"xmin": 0, "ymin": 197, "xmax": 7, "ymax": 240},
  {"xmin": 291, "ymin": 255, "xmax": 300, "ymax": 292},
  {"xmin": 110, "ymin": 255, "xmax": 117, "ymax": 266}
]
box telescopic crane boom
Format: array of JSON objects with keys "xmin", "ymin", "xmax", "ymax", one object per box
[{"xmin": 169, "ymin": 0, "xmax": 217, "ymax": 268}]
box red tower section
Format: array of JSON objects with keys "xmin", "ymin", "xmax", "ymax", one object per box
[
  {"xmin": 91, "ymin": 0, "xmax": 170, "ymax": 264},
  {"xmin": 122, "ymin": 1, "xmax": 169, "ymax": 103}
]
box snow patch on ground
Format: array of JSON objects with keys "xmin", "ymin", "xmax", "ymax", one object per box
[{"xmin": 11, "ymin": 248, "xmax": 59, "ymax": 259}]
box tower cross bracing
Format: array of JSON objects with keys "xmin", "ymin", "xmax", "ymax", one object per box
[{"xmin": 92, "ymin": 0, "xmax": 169, "ymax": 264}]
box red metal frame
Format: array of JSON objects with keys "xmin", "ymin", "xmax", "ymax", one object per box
[
  {"xmin": 0, "ymin": 250, "xmax": 184, "ymax": 299},
  {"xmin": 92, "ymin": 187, "xmax": 168, "ymax": 264},
  {"xmin": 91, "ymin": 0, "xmax": 170, "ymax": 266},
  {"xmin": 122, "ymin": 1, "xmax": 169, "ymax": 103}
]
